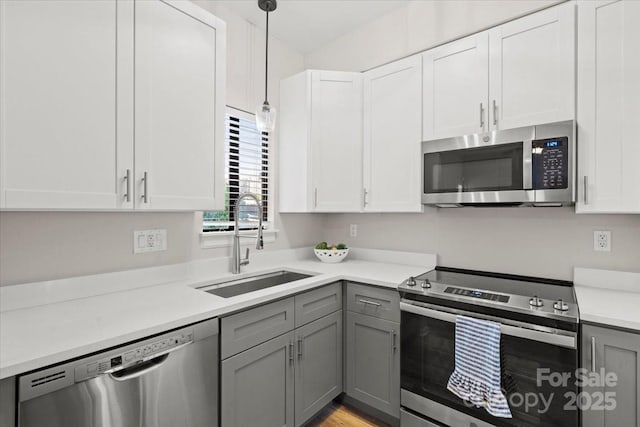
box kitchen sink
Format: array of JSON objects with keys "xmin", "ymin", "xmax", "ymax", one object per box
[{"xmin": 200, "ymin": 270, "xmax": 313, "ymax": 298}]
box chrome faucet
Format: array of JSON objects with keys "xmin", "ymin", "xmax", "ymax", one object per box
[{"xmin": 231, "ymin": 193, "xmax": 264, "ymax": 274}]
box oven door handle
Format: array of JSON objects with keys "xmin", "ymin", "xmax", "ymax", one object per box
[{"xmin": 400, "ymin": 301, "xmax": 576, "ymax": 349}]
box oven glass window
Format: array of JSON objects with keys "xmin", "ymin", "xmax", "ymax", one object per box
[
  {"xmin": 424, "ymin": 143, "xmax": 523, "ymax": 193},
  {"xmin": 401, "ymin": 311, "xmax": 579, "ymax": 427}
]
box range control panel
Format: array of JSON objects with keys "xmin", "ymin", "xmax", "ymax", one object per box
[
  {"xmin": 444, "ymin": 287, "xmax": 510, "ymax": 303},
  {"xmin": 75, "ymin": 331, "xmax": 194, "ymax": 382},
  {"xmin": 532, "ymin": 136, "xmax": 569, "ymax": 190}
]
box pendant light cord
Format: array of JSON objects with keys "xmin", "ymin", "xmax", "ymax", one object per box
[{"xmin": 264, "ymin": 9, "xmax": 269, "ymax": 104}]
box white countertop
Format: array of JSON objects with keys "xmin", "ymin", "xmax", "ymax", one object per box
[
  {"xmin": 574, "ymin": 267, "xmax": 640, "ymax": 332},
  {"xmin": 0, "ymin": 248, "xmax": 435, "ymax": 379}
]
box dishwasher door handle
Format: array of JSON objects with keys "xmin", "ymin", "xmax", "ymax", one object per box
[{"xmin": 109, "ymin": 354, "xmax": 169, "ymax": 381}]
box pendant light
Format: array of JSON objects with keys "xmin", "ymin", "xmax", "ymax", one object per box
[{"xmin": 256, "ymin": 0, "xmax": 277, "ymax": 133}]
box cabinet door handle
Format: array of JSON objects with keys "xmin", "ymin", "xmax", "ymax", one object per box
[
  {"xmin": 492, "ymin": 100, "xmax": 498, "ymax": 126},
  {"xmin": 591, "ymin": 336, "xmax": 596, "ymax": 372},
  {"xmin": 359, "ymin": 299, "xmax": 381, "ymax": 307},
  {"xmin": 363, "ymin": 188, "xmax": 368, "ymax": 207},
  {"xmin": 141, "ymin": 172, "xmax": 149, "ymax": 204},
  {"xmin": 583, "ymin": 176, "xmax": 589, "ymax": 205},
  {"xmin": 297, "ymin": 337, "xmax": 303, "ymax": 359},
  {"xmin": 124, "ymin": 169, "xmax": 131, "ymax": 202},
  {"xmin": 314, "ymin": 188, "xmax": 318, "ymax": 208},
  {"xmin": 480, "ymin": 103, "xmax": 485, "ymax": 128},
  {"xmin": 289, "ymin": 341, "xmax": 294, "ymax": 364},
  {"xmin": 392, "ymin": 330, "xmax": 397, "ymax": 353}
]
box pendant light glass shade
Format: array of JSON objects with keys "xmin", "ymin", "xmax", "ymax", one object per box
[
  {"xmin": 256, "ymin": 101, "xmax": 277, "ymax": 133},
  {"xmin": 256, "ymin": 0, "xmax": 277, "ymax": 133}
]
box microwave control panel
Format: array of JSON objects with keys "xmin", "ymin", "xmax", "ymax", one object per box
[{"xmin": 532, "ymin": 136, "xmax": 569, "ymax": 190}]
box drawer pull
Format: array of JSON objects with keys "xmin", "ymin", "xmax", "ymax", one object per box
[
  {"xmin": 359, "ymin": 299, "xmax": 381, "ymax": 307},
  {"xmin": 392, "ymin": 330, "xmax": 397, "ymax": 352},
  {"xmin": 297, "ymin": 337, "xmax": 303, "ymax": 359},
  {"xmin": 289, "ymin": 341, "xmax": 294, "ymax": 364}
]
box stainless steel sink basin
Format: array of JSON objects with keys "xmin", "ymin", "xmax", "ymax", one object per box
[{"xmin": 200, "ymin": 270, "xmax": 313, "ymax": 298}]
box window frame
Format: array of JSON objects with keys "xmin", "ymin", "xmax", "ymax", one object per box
[{"xmin": 200, "ymin": 106, "xmax": 276, "ymax": 247}]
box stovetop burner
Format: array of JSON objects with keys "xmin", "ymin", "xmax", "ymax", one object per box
[{"xmin": 399, "ymin": 266, "xmax": 579, "ymax": 323}]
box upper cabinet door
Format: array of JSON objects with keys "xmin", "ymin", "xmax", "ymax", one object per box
[
  {"xmin": 422, "ymin": 32, "xmax": 489, "ymax": 141},
  {"xmin": 0, "ymin": 0, "xmax": 134, "ymax": 209},
  {"xmin": 576, "ymin": 0, "xmax": 640, "ymax": 214},
  {"xmin": 489, "ymin": 2, "xmax": 575, "ymax": 130},
  {"xmin": 364, "ymin": 55, "xmax": 423, "ymax": 212},
  {"xmin": 310, "ymin": 71, "xmax": 362, "ymax": 212},
  {"xmin": 135, "ymin": 0, "xmax": 225, "ymax": 211}
]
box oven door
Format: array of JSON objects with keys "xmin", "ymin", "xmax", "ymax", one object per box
[{"xmin": 400, "ymin": 301, "xmax": 579, "ymax": 427}]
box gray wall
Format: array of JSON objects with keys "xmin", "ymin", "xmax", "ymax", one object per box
[
  {"xmin": 0, "ymin": 212, "xmax": 325, "ymax": 286},
  {"xmin": 323, "ymin": 209, "xmax": 640, "ymax": 281}
]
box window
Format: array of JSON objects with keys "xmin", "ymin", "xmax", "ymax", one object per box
[{"xmin": 203, "ymin": 107, "xmax": 269, "ymax": 232}]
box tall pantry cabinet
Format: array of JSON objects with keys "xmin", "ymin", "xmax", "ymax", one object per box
[
  {"xmin": 576, "ymin": 0, "xmax": 640, "ymax": 213},
  {"xmin": 0, "ymin": 0, "xmax": 226, "ymax": 210}
]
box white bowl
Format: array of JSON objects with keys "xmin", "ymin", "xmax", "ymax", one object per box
[{"xmin": 314, "ymin": 248, "xmax": 349, "ymax": 263}]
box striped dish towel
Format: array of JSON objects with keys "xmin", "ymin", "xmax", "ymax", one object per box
[{"xmin": 447, "ymin": 315, "xmax": 512, "ymax": 418}]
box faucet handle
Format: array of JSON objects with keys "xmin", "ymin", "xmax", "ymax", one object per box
[{"xmin": 239, "ymin": 247, "xmax": 250, "ymax": 267}]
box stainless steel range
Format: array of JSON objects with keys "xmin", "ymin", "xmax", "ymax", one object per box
[{"xmin": 399, "ymin": 267, "xmax": 580, "ymax": 427}]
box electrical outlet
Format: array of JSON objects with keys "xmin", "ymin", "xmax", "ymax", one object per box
[
  {"xmin": 349, "ymin": 224, "xmax": 358, "ymax": 238},
  {"xmin": 593, "ymin": 230, "xmax": 611, "ymax": 252},
  {"xmin": 134, "ymin": 229, "xmax": 167, "ymax": 253}
]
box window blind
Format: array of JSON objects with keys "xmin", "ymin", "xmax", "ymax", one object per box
[{"xmin": 203, "ymin": 107, "xmax": 269, "ymax": 232}]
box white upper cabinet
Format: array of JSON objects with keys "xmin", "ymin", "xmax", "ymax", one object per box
[
  {"xmin": 311, "ymin": 72, "xmax": 363, "ymax": 212},
  {"xmin": 0, "ymin": 0, "xmax": 225, "ymax": 211},
  {"xmin": 279, "ymin": 70, "xmax": 362, "ymax": 213},
  {"xmin": 422, "ymin": 2, "xmax": 575, "ymax": 141},
  {"xmin": 576, "ymin": 0, "xmax": 640, "ymax": 214},
  {"xmin": 422, "ymin": 32, "xmax": 489, "ymax": 141},
  {"xmin": 0, "ymin": 0, "xmax": 133, "ymax": 209},
  {"xmin": 364, "ymin": 55, "xmax": 423, "ymax": 212},
  {"xmin": 489, "ymin": 2, "xmax": 575, "ymax": 130},
  {"xmin": 134, "ymin": 0, "xmax": 226, "ymax": 211}
]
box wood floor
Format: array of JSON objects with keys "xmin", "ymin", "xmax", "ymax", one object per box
[{"xmin": 305, "ymin": 402, "xmax": 391, "ymax": 427}]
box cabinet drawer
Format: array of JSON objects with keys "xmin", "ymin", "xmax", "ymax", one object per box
[
  {"xmin": 400, "ymin": 409, "xmax": 440, "ymax": 427},
  {"xmin": 294, "ymin": 282, "xmax": 342, "ymax": 327},
  {"xmin": 221, "ymin": 297, "xmax": 295, "ymax": 359},
  {"xmin": 346, "ymin": 282, "xmax": 400, "ymax": 322}
]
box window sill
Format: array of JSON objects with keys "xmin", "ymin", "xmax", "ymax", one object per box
[{"xmin": 199, "ymin": 228, "xmax": 279, "ymax": 249}]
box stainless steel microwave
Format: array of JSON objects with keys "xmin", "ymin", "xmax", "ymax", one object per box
[{"xmin": 422, "ymin": 120, "xmax": 575, "ymax": 207}]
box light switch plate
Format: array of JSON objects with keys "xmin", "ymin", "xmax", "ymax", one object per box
[{"xmin": 134, "ymin": 229, "xmax": 167, "ymax": 253}]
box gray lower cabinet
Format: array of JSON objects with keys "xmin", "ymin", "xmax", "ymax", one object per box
[
  {"xmin": 221, "ymin": 331, "xmax": 296, "ymax": 427},
  {"xmin": 345, "ymin": 310, "xmax": 400, "ymax": 418},
  {"xmin": 0, "ymin": 377, "xmax": 16, "ymax": 427},
  {"xmin": 220, "ymin": 284, "xmax": 344, "ymax": 427},
  {"xmin": 295, "ymin": 310, "xmax": 343, "ymax": 426},
  {"xmin": 581, "ymin": 324, "xmax": 640, "ymax": 427}
]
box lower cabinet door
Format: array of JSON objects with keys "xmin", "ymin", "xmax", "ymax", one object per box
[
  {"xmin": 581, "ymin": 324, "xmax": 640, "ymax": 427},
  {"xmin": 294, "ymin": 310, "xmax": 343, "ymax": 426},
  {"xmin": 346, "ymin": 311, "xmax": 400, "ymax": 417},
  {"xmin": 221, "ymin": 331, "xmax": 295, "ymax": 427}
]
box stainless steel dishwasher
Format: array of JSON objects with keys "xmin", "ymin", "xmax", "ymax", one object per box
[{"xmin": 17, "ymin": 318, "xmax": 218, "ymax": 427}]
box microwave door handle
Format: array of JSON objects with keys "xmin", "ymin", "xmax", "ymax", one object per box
[
  {"xmin": 399, "ymin": 301, "xmax": 576, "ymax": 349},
  {"xmin": 523, "ymin": 140, "xmax": 533, "ymax": 190}
]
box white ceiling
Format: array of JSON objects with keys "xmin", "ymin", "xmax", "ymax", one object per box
[{"xmin": 211, "ymin": 0, "xmax": 410, "ymax": 54}]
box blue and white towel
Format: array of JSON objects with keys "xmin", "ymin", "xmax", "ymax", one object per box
[{"xmin": 447, "ymin": 315, "xmax": 512, "ymax": 418}]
